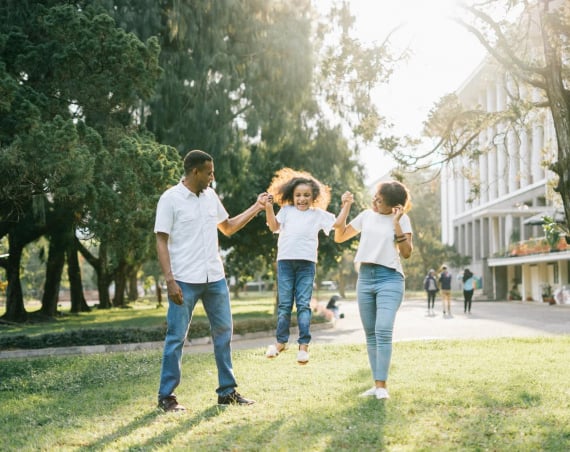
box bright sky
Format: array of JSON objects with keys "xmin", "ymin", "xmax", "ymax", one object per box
[{"xmin": 336, "ymin": 0, "xmax": 487, "ymax": 183}]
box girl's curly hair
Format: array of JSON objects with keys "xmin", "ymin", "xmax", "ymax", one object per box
[{"xmin": 267, "ymin": 168, "xmax": 331, "ymax": 210}]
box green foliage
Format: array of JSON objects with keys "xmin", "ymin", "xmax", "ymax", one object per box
[{"xmin": 542, "ymin": 215, "xmax": 564, "ymax": 249}]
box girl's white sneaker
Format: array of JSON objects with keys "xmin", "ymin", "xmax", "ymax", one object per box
[{"xmin": 265, "ymin": 345, "xmax": 279, "ymax": 358}]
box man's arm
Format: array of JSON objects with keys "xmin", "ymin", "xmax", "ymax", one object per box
[
  {"xmin": 218, "ymin": 193, "xmax": 268, "ymax": 237},
  {"xmin": 265, "ymin": 195, "xmax": 279, "ymax": 232},
  {"xmin": 156, "ymin": 232, "xmax": 183, "ymax": 305}
]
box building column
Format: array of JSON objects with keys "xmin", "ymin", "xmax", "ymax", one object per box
[{"xmin": 496, "ymin": 79, "xmax": 507, "ymax": 197}]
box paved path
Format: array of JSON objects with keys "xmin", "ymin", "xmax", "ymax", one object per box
[{"xmin": 2, "ymin": 298, "xmax": 569, "ymax": 359}]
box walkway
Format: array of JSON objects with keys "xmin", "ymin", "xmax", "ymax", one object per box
[{"xmin": 1, "ymin": 298, "xmax": 569, "ymax": 359}]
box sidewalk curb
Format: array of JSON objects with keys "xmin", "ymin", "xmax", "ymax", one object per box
[{"xmin": 0, "ymin": 321, "xmax": 335, "ymax": 360}]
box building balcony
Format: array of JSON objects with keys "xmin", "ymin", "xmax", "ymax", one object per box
[{"xmin": 507, "ymin": 236, "xmax": 568, "ymax": 257}]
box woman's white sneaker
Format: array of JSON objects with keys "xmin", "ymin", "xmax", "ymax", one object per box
[
  {"xmin": 360, "ymin": 387, "xmax": 377, "ymax": 397},
  {"xmin": 375, "ymin": 388, "xmax": 390, "ymax": 399}
]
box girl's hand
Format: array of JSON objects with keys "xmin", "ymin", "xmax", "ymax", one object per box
[{"xmin": 341, "ymin": 191, "xmax": 353, "ymax": 205}]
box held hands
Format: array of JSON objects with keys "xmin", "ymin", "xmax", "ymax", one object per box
[
  {"xmin": 256, "ymin": 192, "xmax": 271, "ymax": 210},
  {"xmin": 341, "ymin": 191, "xmax": 354, "ymax": 206}
]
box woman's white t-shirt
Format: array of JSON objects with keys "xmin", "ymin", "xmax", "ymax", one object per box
[
  {"xmin": 275, "ymin": 205, "xmax": 335, "ymax": 263},
  {"xmin": 350, "ymin": 209, "xmax": 412, "ymax": 276}
]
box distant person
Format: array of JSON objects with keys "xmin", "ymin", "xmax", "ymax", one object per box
[
  {"xmin": 439, "ymin": 265, "xmax": 452, "ymax": 315},
  {"xmin": 154, "ymin": 149, "xmax": 269, "ymax": 411},
  {"xmin": 264, "ymin": 167, "xmax": 350, "ymax": 364},
  {"xmin": 326, "ymin": 294, "xmax": 342, "ymax": 320},
  {"xmin": 334, "ymin": 180, "xmax": 413, "ymax": 400},
  {"xmin": 423, "ymin": 269, "xmax": 438, "ymax": 313},
  {"xmin": 461, "ymin": 269, "xmax": 475, "ymax": 314}
]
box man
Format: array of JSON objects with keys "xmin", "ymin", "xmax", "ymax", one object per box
[
  {"xmin": 439, "ymin": 265, "xmax": 453, "ymax": 315},
  {"xmin": 154, "ymin": 149, "xmax": 268, "ymax": 411}
]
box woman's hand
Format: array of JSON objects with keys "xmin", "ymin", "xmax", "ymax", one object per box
[
  {"xmin": 341, "ymin": 191, "xmax": 354, "ymax": 206},
  {"xmin": 392, "ymin": 204, "xmax": 404, "ymax": 220}
]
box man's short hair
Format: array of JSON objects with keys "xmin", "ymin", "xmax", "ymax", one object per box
[{"xmin": 183, "ymin": 150, "xmax": 213, "ymax": 173}]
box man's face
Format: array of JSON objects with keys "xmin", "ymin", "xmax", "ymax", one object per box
[{"xmin": 194, "ymin": 161, "xmax": 215, "ymax": 192}]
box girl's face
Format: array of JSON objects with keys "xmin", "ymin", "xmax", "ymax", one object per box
[
  {"xmin": 293, "ymin": 183, "xmax": 313, "ymax": 211},
  {"xmin": 372, "ymin": 192, "xmax": 393, "ymax": 215}
]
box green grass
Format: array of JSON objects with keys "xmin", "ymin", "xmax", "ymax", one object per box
[
  {"xmin": 0, "ymin": 293, "xmax": 278, "ymax": 338},
  {"xmin": 2, "ymin": 337, "xmax": 570, "ymax": 451}
]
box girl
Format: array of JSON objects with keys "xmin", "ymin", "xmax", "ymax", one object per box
[
  {"xmin": 334, "ymin": 180, "xmax": 413, "ymax": 399},
  {"xmin": 264, "ymin": 168, "xmax": 349, "ymax": 364}
]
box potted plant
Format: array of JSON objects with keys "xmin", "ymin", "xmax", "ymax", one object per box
[
  {"xmin": 541, "ymin": 283, "xmax": 555, "ymax": 304},
  {"xmin": 542, "ymin": 215, "xmax": 569, "ymax": 247}
]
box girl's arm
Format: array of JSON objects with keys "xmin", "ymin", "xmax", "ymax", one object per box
[
  {"xmin": 333, "ymin": 191, "xmax": 358, "ymax": 243},
  {"xmin": 265, "ymin": 195, "xmax": 280, "ymax": 232}
]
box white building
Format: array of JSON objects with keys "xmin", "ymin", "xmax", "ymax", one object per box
[{"xmin": 441, "ymin": 58, "xmax": 570, "ymax": 302}]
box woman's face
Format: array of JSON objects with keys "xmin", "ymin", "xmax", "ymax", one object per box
[
  {"xmin": 293, "ymin": 183, "xmax": 313, "ymax": 211},
  {"xmin": 372, "ymin": 191, "xmax": 393, "ymax": 215}
]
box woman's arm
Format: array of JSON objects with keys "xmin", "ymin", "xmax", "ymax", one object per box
[
  {"xmin": 393, "ymin": 206, "xmax": 413, "ymax": 259},
  {"xmin": 333, "ymin": 191, "xmax": 359, "ymax": 242}
]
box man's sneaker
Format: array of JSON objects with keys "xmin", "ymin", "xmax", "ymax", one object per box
[
  {"xmin": 218, "ymin": 390, "xmax": 255, "ymax": 406},
  {"xmin": 297, "ymin": 349, "xmax": 309, "ymax": 365},
  {"xmin": 360, "ymin": 387, "xmax": 377, "ymax": 397},
  {"xmin": 158, "ymin": 395, "xmax": 186, "ymax": 412},
  {"xmin": 375, "ymin": 388, "xmax": 390, "ymax": 399}
]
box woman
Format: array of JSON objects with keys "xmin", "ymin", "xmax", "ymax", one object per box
[
  {"xmin": 334, "ymin": 181, "xmax": 413, "ymax": 400},
  {"xmin": 462, "ymin": 269, "xmax": 475, "ymax": 314}
]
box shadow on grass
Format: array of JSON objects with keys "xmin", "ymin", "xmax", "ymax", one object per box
[{"xmin": 80, "ymin": 405, "xmax": 222, "ymax": 451}]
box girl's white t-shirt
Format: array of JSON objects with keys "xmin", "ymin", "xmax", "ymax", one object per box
[
  {"xmin": 275, "ymin": 205, "xmax": 336, "ymax": 262},
  {"xmin": 350, "ymin": 209, "xmax": 412, "ymax": 275}
]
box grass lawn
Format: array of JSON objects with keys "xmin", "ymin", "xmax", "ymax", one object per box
[
  {"xmin": 2, "ymin": 337, "xmax": 570, "ymax": 451},
  {"xmin": 0, "ymin": 293, "xmax": 280, "ymax": 338}
]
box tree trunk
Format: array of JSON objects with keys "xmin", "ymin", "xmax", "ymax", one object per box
[
  {"xmin": 2, "ymin": 240, "xmax": 27, "ymax": 323},
  {"xmin": 39, "ymin": 231, "xmax": 66, "ymax": 318},
  {"xmin": 68, "ymin": 239, "xmax": 90, "ymax": 313},
  {"xmin": 77, "ymin": 239, "xmax": 112, "ymax": 309},
  {"xmin": 541, "ymin": 7, "xmax": 570, "ymax": 235},
  {"xmin": 112, "ymin": 260, "xmax": 127, "ymax": 307},
  {"xmin": 155, "ymin": 275, "xmax": 163, "ymax": 306},
  {"xmin": 127, "ymin": 266, "xmax": 138, "ymax": 302}
]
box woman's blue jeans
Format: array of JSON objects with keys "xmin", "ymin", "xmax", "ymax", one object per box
[
  {"xmin": 276, "ymin": 259, "xmax": 316, "ymax": 345},
  {"xmin": 158, "ymin": 279, "xmax": 236, "ymax": 400},
  {"xmin": 357, "ymin": 264, "xmax": 404, "ymax": 382}
]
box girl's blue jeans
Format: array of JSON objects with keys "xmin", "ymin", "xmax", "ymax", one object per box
[
  {"xmin": 356, "ymin": 263, "xmax": 404, "ymax": 382},
  {"xmin": 276, "ymin": 259, "xmax": 316, "ymax": 345},
  {"xmin": 158, "ymin": 279, "xmax": 236, "ymax": 400}
]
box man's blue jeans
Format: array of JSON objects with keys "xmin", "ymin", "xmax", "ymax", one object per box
[
  {"xmin": 356, "ymin": 263, "xmax": 404, "ymax": 382},
  {"xmin": 158, "ymin": 279, "xmax": 236, "ymax": 400},
  {"xmin": 276, "ymin": 259, "xmax": 316, "ymax": 345}
]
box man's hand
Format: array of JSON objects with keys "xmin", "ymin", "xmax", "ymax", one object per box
[
  {"xmin": 256, "ymin": 192, "xmax": 271, "ymax": 210},
  {"xmin": 166, "ymin": 280, "xmax": 183, "ymax": 305}
]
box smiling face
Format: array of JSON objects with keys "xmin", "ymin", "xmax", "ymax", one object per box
[
  {"xmin": 293, "ymin": 183, "xmax": 314, "ymax": 211},
  {"xmin": 372, "ymin": 191, "xmax": 393, "ymax": 215},
  {"xmin": 193, "ymin": 160, "xmax": 215, "ymax": 193}
]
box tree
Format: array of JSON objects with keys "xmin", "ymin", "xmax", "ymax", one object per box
[
  {"xmin": 391, "ymin": 1, "xmax": 570, "ymax": 233},
  {"xmin": 0, "ymin": 1, "xmax": 172, "ymax": 320}
]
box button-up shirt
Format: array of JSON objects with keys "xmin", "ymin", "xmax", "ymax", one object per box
[{"xmin": 154, "ymin": 182, "xmax": 229, "ymax": 283}]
